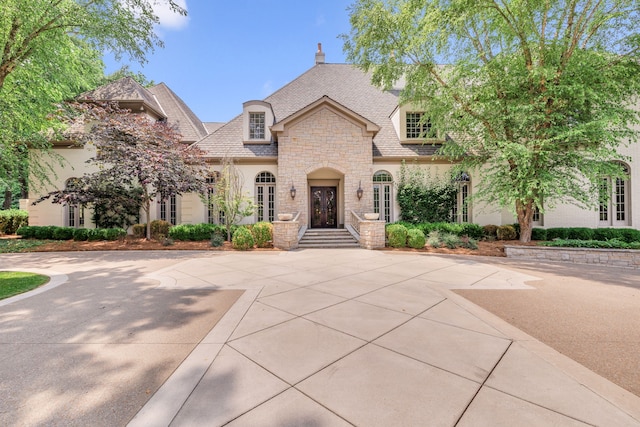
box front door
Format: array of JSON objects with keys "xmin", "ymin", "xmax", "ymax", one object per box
[{"xmin": 310, "ymin": 187, "xmax": 337, "ymax": 228}]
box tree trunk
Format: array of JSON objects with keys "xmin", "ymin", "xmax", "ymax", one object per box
[
  {"xmin": 144, "ymin": 191, "xmax": 152, "ymax": 240},
  {"xmin": 2, "ymin": 188, "xmax": 12, "ymax": 210},
  {"xmin": 516, "ymin": 199, "xmax": 534, "ymax": 242}
]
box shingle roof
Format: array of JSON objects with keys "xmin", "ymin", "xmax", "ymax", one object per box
[
  {"xmin": 77, "ymin": 77, "xmax": 209, "ymax": 144},
  {"xmin": 148, "ymin": 83, "xmax": 208, "ymax": 143},
  {"xmin": 77, "ymin": 76, "xmax": 164, "ymax": 118},
  {"xmin": 195, "ymin": 63, "xmax": 441, "ymax": 159}
]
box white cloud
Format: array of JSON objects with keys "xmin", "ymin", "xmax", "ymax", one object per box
[{"xmin": 153, "ymin": 0, "xmax": 189, "ymax": 30}]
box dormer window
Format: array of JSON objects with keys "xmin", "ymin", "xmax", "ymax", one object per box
[
  {"xmin": 242, "ymin": 101, "xmax": 273, "ymax": 143},
  {"xmin": 249, "ymin": 112, "xmax": 265, "ymax": 140},
  {"xmin": 406, "ymin": 112, "xmax": 434, "ymax": 139}
]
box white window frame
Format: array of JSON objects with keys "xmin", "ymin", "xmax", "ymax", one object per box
[
  {"xmin": 249, "ymin": 112, "xmax": 265, "ymax": 140},
  {"xmin": 599, "ymin": 162, "xmax": 630, "ymax": 226},
  {"xmin": 452, "ymin": 172, "xmax": 471, "ymax": 223},
  {"xmin": 255, "ymin": 172, "xmax": 276, "ymax": 222},
  {"xmin": 373, "ymin": 170, "xmax": 394, "ymax": 223}
]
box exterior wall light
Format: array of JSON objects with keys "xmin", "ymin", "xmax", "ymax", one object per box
[
  {"xmin": 356, "ymin": 181, "xmax": 363, "ymax": 200},
  {"xmin": 290, "ymin": 182, "xmax": 296, "ymax": 200}
]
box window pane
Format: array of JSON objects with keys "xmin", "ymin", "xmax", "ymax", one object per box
[{"xmin": 249, "ymin": 112, "xmax": 265, "ymax": 139}]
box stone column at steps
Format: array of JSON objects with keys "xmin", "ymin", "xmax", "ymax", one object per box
[
  {"xmin": 359, "ymin": 220, "xmax": 385, "ymax": 249},
  {"xmin": 273, "ymin": 219, "xmax": 300, "ymax": 250}
]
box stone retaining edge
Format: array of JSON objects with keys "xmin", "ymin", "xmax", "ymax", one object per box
[{"xmin": 504, "ymin": 245, "xmax": 640, "ymax": 269}]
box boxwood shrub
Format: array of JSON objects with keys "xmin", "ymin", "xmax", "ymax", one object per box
[
  {"xmin": 496, "ymin": 225, "xmax": 517, "ymax": 240},
  {"xmin": 387, "ymin": 224, "xmax": 408, "ymax": 248},
  {"xmin": 252, "ymin": 222, "xmax": 273, "ymax": 248},
  {"xmin": 52, "ymin": 227, "xmax": 75, "ymax": 240},
  {"xmin": 531, "ymin": 228, "xmax": 548, "ymax": 241},
  {"xmin": 407, "ymin": 228, "xmax": 426, "ymax": 249},
  {"xmin": 232, "ymin": 226, "xmax": 255, "ymax": 250},
  {"xmin": 73, "ymin": 228, "xmax": 90, "ymax": 241}
]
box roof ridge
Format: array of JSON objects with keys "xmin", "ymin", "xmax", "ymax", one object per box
[{"xmin": 151, "ymin": 82, "xmax": 208, "ymax": 138}]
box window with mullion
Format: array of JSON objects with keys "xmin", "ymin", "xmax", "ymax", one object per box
[{"xmin": 249, "ymin": 112, "xmax": 265, "ymax": 140}]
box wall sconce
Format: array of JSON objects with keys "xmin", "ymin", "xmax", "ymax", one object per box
[
  {"xmin": 356, "ymin": 181, "xmax": 363, "ymax": 200},
  {"xmin": 290, "ymin": 182, "xmax": 296, "ymax": 200}
]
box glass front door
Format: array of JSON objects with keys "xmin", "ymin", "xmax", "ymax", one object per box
[{"xmin": 310, "ymin": 187, "xmax": 337, "ymax": 228}]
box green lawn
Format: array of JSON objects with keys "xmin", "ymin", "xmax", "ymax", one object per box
[
  {"xmin": 0, "ymin": 239, "xmax": 48, "ymax": 253},
  {"xmin": 0, "ymin": 271, "xmax": 50, "ymax": 300}
]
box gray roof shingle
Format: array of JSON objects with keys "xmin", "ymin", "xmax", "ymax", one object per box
[
  {"xmin": 195, "ymin": 63, "xmax": 442, "ymax": 159},
  {"xmin": 148, "ymin": 83, "xmax": 209, "ymax": 143}
]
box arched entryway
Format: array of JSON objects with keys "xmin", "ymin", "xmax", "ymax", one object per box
[{"xmin": 307, "ymin": 168, "xmax": 344, "ymax": 228}]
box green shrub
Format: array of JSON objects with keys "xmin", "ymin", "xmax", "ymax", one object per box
[
  {"xmin": 232, "ymin": 226, "xmax": 255, "ymax": 250},
  {"xmin": 566, "ymin": 227, "xmax": 595, "ymax": 240},
  {"xmin": 52, "ymin": 227, "xmax": 75, "ymax": 240},
  {"xmin": 441, "ymin": 232, "xmax": 460, "ymax": 249},
  {"xmin": 427, "ymin": 230, "xmax": 443, "ymax": 248},
  {"xmin": 132, "ymin": 224, "xmax": 146, "ymax": 238},
  {"xmin": 407, "ymin": 229, "xmax": 426, "ymax": 249},
  {"xmin": 87, "ymin": 229, "xmax": 107, "ymax": 241},
  {"xmin": 73, "ymin": 228, "xmax": 90, "ymax": 241},
  {"xmin": 34, "ymin": 226, "xmax": 56, "ymax": 240},
  {"xmin": 169, "ymin": 223, "xmax": 219, "ymax": 241},
  {"xmin": 104, "ymin": 228, "xmax": 126, "ymax": 241},
  {"xmin": 541, "ymin": 239, "xmax": 640, "ymax": 250},
  {"xmin": 459, "ymin": 235, "xmax": 479, "ymax": 249},
  {"xmin": 617, "ymin": 228, "xmax": 640, "ymax": 243},
  {"xmin": 531, "ymin": 228, "xmax": 548, "ymax": 241},
  {"xmin": 252, "ymin": 222, "xmax": 273, "ymax": 248},
  {"xmin": 546, "ymin": 227, "xmax": 569, "ymax": 240},
  {"xmin": 16, "ymin": 226, "xmax": 37, "ymax": 239},
  {"xmin": 150, "ymin": 220, "xmax": 171, "ymax": 240},
  {"xmin": 496, "ymin": 225, "xmax": 517, "ymax": 240},
  {"xmin": 387, "ymin": 224, "xmax": 408, "ymax": 248},
  {"xmin": 0, "ymin": 209, "xmax": 28, "ymax": 234},
  {"xmin": 460, "ymin": 223, "xmax": 484, "ymax": 240},
  {"xmin": 511, "ymin": 223, "xmax": 520, "ymax": 240},
  {"xmin": 482, "ymin": 224, "xmax": 499, "ymax": 238},
  {"xmin": 210, "ymin": 233, "xmax": 225, "ymax": 247}
]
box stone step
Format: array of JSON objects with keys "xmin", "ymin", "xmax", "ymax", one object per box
[{"xmin": 299, "ymin": 228, "xmax": 359, "ymax": 248}]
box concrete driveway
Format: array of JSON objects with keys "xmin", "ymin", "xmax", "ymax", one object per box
[{"xmin": 1, "ymin": 249, "xmax": 639, "ymax": 426}]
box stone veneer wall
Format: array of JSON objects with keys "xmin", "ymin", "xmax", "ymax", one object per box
[
  {"xmin": 505, "ymin": 246, "xmax": 640, "ymax": 269},
  {"xmin": 358, "ymin": 220, "xmax": 386, "ymax": 249},
  {"xmin": 276, "ymin": 106, "xmax": 374, "ymax": 227},
  {"xmin": 273, "ymin": 220, "xmax": 300, "ymax": 250}
]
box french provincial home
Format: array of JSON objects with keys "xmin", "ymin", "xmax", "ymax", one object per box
[{"xmin": 25, "ymin": 45, "xmax": 639, "ymax": 248}]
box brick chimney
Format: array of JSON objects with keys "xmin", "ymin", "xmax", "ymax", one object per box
[{"xmin": 315, "ymin": 43, "xmax": 325, "ymax": 65}]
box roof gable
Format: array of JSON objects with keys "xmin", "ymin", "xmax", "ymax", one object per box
[
  {"xmin": 77, "ymin": 76, "xmax": 165, "ymax": 119},
  {"xmin": 148, "ymin": 83, "xmax": 208, "ymax": 143},
  {"xmin": 271, "ymin": 95, "xmax": 380, "ymax": 139}
]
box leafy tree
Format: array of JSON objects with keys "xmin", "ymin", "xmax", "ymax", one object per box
[
  {"xmin": 343, "ymin": 0, "xmax": 640, "ymax": 241},
  {"xmin": 37, "ymin": 102, "xmax": 208, "ymax": 239},
  {"xmin": 0, "ymin": 0, "xmax": 185, "ymax": 209},
  {"xmin": 211, "ymin": 157, "xmax": 256, "ymax": 242}
]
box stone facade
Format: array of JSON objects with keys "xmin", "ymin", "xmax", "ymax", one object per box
[
  {"xmin": 272, "ymin": 219, "xmax": 300, "ymax": 250},
  {"xmin": 274, "ymin": 102, "xmax": 377, "ymax": 228},
  {"xmin": 358, "ymin": 220, "xmax": 386, "ymax": 249}
]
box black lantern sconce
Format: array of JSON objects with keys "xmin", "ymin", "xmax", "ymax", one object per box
[
  {"xmin": 290, "ymin": 182, "xmax": 296, "ymax": 200},
  {"xmin": 356, "ymin": 180, "xmax": 363, "ymax": 200}
]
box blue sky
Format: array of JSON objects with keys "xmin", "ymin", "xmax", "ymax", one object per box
[{"xmin": 104, "ymin": 1, "xmax": 353, "ymax": 123}]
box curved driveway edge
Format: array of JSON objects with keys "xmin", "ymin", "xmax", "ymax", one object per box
[{"xmin": 0, "ymin": 268, "xmax": 68, "ymax": 307}]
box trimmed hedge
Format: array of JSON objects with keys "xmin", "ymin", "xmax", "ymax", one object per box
[
  {"xmin": 531, "ymin": 228, "xmax": 548, "ymax": 241},
  {"xmin": 169, "ymin": 223, "xmax": 223, "ymax": 241},
  {"xmin": 0, "ymin": 209, "xmax": 28, "ymax": 235},
  {"xmin": 541, "ymin": 239, "xmax": 640, "ymax": 250},
  {"xmin": 16, "ymin": 225, "xmax": 125, "ymax": 241}
]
